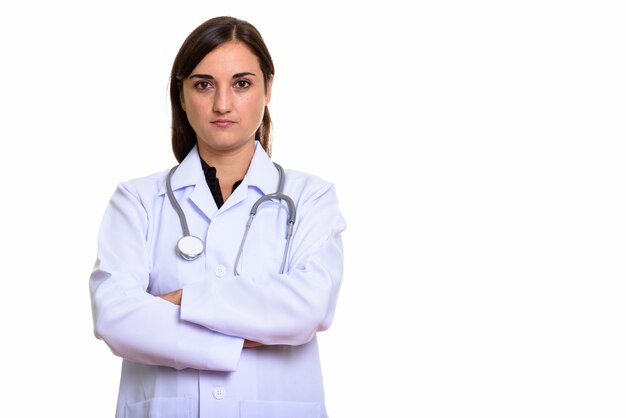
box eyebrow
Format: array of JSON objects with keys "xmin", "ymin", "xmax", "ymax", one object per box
[{"xmin": 188, "ymin": 72, "xmax": 257, "ymax": 80}]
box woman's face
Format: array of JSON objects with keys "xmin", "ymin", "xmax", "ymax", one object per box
[{"xmin": 180, "ymin": 40, "xmax": 272, "ymax": 157}]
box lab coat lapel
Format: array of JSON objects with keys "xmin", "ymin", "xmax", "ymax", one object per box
[
  {"xmin": 189, "ymin": 177, "xmax": 219, "ymax": 220},
  {"xmin": 220, "ymin": 142, "xmax": 279, "ymax": 214},
  {"xmin": 218, "ymin": 177, "xmax": 248, "ymax": 213},
  {"xmin": 166, "ymin": 146, "xmax": 219, "ymax": 221},
  {"xmin": 162, "ymin": 142, "xmax": 279, "ymax": 218}
]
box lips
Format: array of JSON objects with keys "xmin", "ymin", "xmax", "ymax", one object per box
[{"xmin": 211, "ymin": 119, "xmax": 235, "ymax": 128}]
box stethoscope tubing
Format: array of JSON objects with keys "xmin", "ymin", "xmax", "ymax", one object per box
[{"xmin": 166, "ymin": 162, "xmax": 296, "ymax": 274}]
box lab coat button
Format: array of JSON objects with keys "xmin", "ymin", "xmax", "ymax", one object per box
[
  {"xmin": 214, "ymin": 264, "xmax": 226, "ymax": 277},
  {"xmin": 212, "ymin": 386, "xmax": 226, "ymax": 400}
]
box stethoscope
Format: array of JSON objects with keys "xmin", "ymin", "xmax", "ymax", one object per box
[{"xmin": 165, "ymin": 162, "xmax": 296, "ymax": 275}]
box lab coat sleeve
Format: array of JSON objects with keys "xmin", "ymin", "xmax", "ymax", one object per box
[
  {"xmin": 90, "ymin": 182, "xmax": 244, "ymax": 371},
  {"xmin": 180, "ymin": 181, "xmax": 346, "ymax": 346}
]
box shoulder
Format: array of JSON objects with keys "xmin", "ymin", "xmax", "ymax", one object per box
[
  {"xmin": 113, "ymin": 168, "xmax": 171, "ymax": 203},
  {"xmin": 283, "ymin": 167, "xmax": 347, "ymax": 232},
  {"xmin": 283, "ymin": 167, "xmax": 341, "ymax": 209},
  {"xmin": 285, "ymin": 168, "xmax": 334, "ymax": 194}
]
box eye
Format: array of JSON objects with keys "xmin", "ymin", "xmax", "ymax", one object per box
[
  {"xmin": 194, "ymin": 80, "xmax": 213, "ymax": 90},
  {"xmin": 234, "ymin": 79, "xmax": 251, "ymax": 89}
]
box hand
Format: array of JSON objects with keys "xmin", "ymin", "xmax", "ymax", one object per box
[
  {"xmin": 159, "ymin": 289, "xmax": 182, "ymax": 305},
  {"xmin": 243, "ymin": 339, "xmax": 264, "ymax": 348}
]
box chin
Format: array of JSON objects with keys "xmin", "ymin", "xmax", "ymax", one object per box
[{"xmin": 199, "ymin": 137, "xmax": 255, "ymax": 153}]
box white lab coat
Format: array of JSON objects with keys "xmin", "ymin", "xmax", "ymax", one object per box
[{"xmin": 90, "ymin": 142, "xmax": 346, "ymax": 418}]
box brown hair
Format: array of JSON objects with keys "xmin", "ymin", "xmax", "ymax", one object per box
[{"xmin": 169, "ymin": 16, "xmax": 275, "ymax": 162}]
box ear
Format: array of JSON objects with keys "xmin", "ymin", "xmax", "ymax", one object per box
[
  {"xmin": 264, "ymin": 75, "xmax": 273, "ymax": 106},
  {"xmin": 179, "ymin": 86, "xmax": 187, "ymax": 112}
]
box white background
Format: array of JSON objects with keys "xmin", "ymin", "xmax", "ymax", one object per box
[{"xmin": 1, "ymin": 1, "xmax": 625, "ymax": 417}]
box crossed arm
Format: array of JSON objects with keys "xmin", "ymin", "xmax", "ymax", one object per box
[{"xmin": 159, "ymin": 289, "xmax": 262, "ymax": 348}]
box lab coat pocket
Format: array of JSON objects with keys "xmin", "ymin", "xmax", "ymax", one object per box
[
  {"xmin": 240, "ymin": 400, "xmax": 320, "ymax": 418},
  {"xmin": 125, "ymin": 396, "xmax": 193, "ymax": 418}
]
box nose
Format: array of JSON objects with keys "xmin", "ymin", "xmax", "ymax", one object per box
[{"xmin": 213, "ymin": 86, "xmax": 232, "ymax": 114}]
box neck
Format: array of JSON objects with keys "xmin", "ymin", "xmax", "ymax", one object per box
[{"xmin": 197, "ymin": 140, "xmax": 255, "ymax": 200}]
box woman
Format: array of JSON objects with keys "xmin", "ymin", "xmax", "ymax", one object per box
[{"xmin": 89, "ymin": 16, "xmax": 346, "ymax": 418}]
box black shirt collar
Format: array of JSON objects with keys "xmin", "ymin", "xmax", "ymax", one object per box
[{"xmin": 200, "ymin": 158, "xmax": 243, "ymax": 209}]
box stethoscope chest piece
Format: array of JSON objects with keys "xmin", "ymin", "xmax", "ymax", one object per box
[{"xmin": 177, "ymin": 235, "xmax": 205, "ymax": 261}]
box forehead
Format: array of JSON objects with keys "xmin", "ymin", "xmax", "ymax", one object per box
[{"xmin": 192, "ymin": 40, "xmax": 261, "ymax": 75}]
